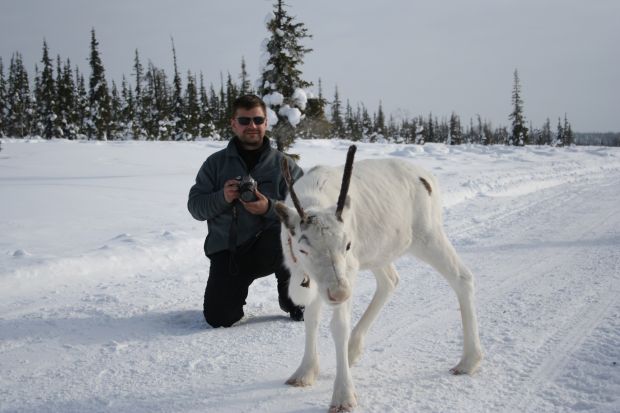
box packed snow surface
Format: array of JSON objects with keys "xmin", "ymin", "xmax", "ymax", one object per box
[{"xmin": 1, "ymin": 138, "xmax": 619, "ymax": 413}]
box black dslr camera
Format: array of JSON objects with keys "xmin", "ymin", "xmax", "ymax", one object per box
[{"xmin": 238, "ymin": 175, "xmax": 258, "ymax": 202}]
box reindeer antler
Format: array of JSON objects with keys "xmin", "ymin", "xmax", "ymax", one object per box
[
  {"xmin": 335, "ymin": 145, "xmax": 357, "ymax": 221},
  {"xmin": 281, "ymin": 157, "xmax": 307, "ymax": 222}
]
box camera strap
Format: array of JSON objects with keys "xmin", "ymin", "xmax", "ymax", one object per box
[
  {"xmin": 227, "ymin": 202, "xmax": 269, "ymax": 276},
  {"xmin": 228, "ymin": 202, "xmax": 240, "ymax": 275}
]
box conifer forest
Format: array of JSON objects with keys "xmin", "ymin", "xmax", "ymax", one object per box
[{"xmin": 0, "ymin": 1, "xmax": 617, "ymax": 148}]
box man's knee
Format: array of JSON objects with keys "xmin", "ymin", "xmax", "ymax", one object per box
[{"xmin": 203, "ymin": 304, "xmax": 243, "ymax": 328}]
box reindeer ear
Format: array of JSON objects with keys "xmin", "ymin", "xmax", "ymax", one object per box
[{"xmin": 275, "ymin": 201, "xmax": 297, "ymax": 233}]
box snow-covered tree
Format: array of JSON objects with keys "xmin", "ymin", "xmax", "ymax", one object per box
[
  {"xmin": 344, "ymin": 99, "xmax": 362, "ymax": 141},
  {"xmin": 74, "ymin": 67, "xmax": 88, "ymax": 138},
  {"xmin": 108, "ymin": 80, "xmax": 124, "ymax": 140},
  {"xmin": 119, "ymin": 75, "xmax": 135, "ymax": 139},
  {"xmin": 198, "ymin": 72, "xmax": 214, "ymax": 138},
  {"xmin": 258, "ymin": 0, "xmax": 313, "ymax": 151},
  {"xmin": 56, "ymin": 58, "xmax": 78, "ymax": 139},
  {"xmin": 509, "ymin": 69, "xmax": 528, "ymax": 146},
  {"xmin": 87, "ymin": 28, "xmax": 112, "ymax": 140},
  {"xmin": 554, "ymin": 117, "xmax": 564, "ymax": 147},
  {"xmin": 329, "ymin": 86, "xmax": 344, "ymax": 138},
  {"xmin": 239, "ymin": 57, "xmax": 252, "ymax": 96},
  {"xmin": 184, "ymin": 71, "xmax": 201, "ymax": 139},
  {"xmin": 540, "ymin": 117, "xmax": 552, "ymax": 145},
  {"xmin": 143, "ymin": 62, "xmax": 172, "ymax": 140},
  {"xmin": 297, "ymin": 78, "xmax": 329, "ymax": 139},
  {"xmin": 35, "ymin": 40, "xmax": 56, "ymax": 139},
  {"xmin": 170, "ymin": 38, "xmax": 185, "ymax": 140},
  {"xmin": 374, "ymin": 101, "xmax": 386, "ymax": 139},
  {"xmin": 131, "ymin": 50, "xmax": 147, "ymax": 140},
  {"xmin": 0, "ymin": 57, "xmax": 6, "ymax": 137},
  {"xmin": 449, "ymin": 112, "xmax": 462, "ymax": 145},
  {"xmin": 563, "ymin": 114, "xmax": 574, "ymax": 146},
  {"xmin": 6, "ymin": 52, "xmax": 34, "ymax": 137}
]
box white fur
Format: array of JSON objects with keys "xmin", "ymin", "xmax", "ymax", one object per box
[{"xmin": 277, "ymin": 158, "xmax": 483, "ymax": 412}]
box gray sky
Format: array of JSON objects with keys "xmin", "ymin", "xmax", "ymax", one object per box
[{"xmin": 1, "ymin": 0, "xmax": 619, "ymax": 132}]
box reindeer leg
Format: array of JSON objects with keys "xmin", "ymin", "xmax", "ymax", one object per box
[
  {"xmin": 329, "ymin": 299, "xmax": 357, "ymax": 413},
  {"xmin": 286, "ymin": 297, "xmax": 322, "ymax": 386},
  {"xmin": 413, "ymin": 231, "xmax": 483, "ymax": 375},
  {"xmin": 348, "ymin": 264, "xmax": 399, "ymax": 366}
]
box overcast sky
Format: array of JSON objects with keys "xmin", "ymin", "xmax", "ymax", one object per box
[{"xmin": 1, "ymin": 0, "xmax": 619, "ymax": 132}]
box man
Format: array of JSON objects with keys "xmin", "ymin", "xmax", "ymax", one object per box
[{"xmin": 188, "ymin": 94, "xmax": 304, "ymax": 328}]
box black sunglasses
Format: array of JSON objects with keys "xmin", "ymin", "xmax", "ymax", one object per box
[{"xmin": 236, "ymin": 116, "xmax": 266, "ymax": 126}]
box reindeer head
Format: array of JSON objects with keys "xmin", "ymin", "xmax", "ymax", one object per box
[{"xmin": 276, "ymin": 146, "xmax": 358, "ymax": 305}]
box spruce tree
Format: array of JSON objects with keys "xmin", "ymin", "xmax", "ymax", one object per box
[
  {"xmin": 344, "ymin": 100, "xmax": 361, "ymax": 141},
  {"xmin": 298, "ymin": 77, "xmax": 329, "ymax": 139},
  {"xmin": 143, "ymin": 62, "xmax": 172, "ymax": 140},
  {"xmin": 119, "ymin": 75, "xmax": 134, "ymax": 139},
  {"xmin": 563, "ymin": 114, "xmax": 573, "ymax": 146},
  {"xmin": 74, "ymin": 67, "xmax": 88, "ymax": 138},
  {"xmin": 109, "ymin": 81, "xmax": 124, "ymax": 140},
  {"xmin": 374, "ymin": 101, "xmax": 386, "ymax": 138},
  {"xmin": 541, "ymin": 118, "xmax": 552, "ymax": 145},
  {"xmin": 258, "ymin": 0, "xmax": 313, "ymax": 151},
  {"xmin": 555, "ymin": 117, "xmax": 564, "ymax": 147},
  {"xmin": 0, "ymin": 58, "xmax": 6, "ymax": 137},
  {"xmin": 35, "ymin": 40, "xmax": 56, "ymax": 139},
  {"xmin": 239, "ymin": 57, "xmax": 252, "ymax": 96},
  {"xmin": 425, "ymin": 112, "xmax": 435, "ymax": 143},
  {"xmin": 509, "ymin": 69, "xmax": 528, "ymax": 146},
  {"xmin": 56, "ymin": 58, "xmax": 77, "ymax": 139},
  {"xmin": 132, "ymin": 50, "xmax": 146, "ymax": 140},
  {"xmin": 170, "ymin": 38, "xmax": 185, "ymax": 140},
  {"xmin": 225, "ymin": 72, "xmax": 239, "ymax": 123},
  {"xmin": 208, "ymin": 84, "xmax": 222, "ymax": 139},
  {"xmin": 198, "ymin": 73, "xmax": 214, "ymax": 138},
  {"xmin": 449, "ymin": 112, "xmax": 462, "ymax": 145},
  {"xmin": 330, "ymin": 86, "xmax": 344, "ymax": 138},
  {"xmin": 6, "ymin": 52, "xmax": 34, "ymax": 137},
  {"xmin": 361, "ymin": 105, "xmax": 372, "ymax": 140},
  {"xmin": 184, "ymin": 71, "xmax": 201, "ymax": 139},
  {"xmin": 87, "ymin": 28, "xmax": 112, "ymax": 140}
]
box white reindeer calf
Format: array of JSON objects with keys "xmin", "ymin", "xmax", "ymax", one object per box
[{"xmin": 275, "ymin": 146, "xmax": 483, "ymax": 413}]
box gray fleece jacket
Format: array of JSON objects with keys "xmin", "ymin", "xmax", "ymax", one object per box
[{"xmin": 187, "ymin": 138, "xmax": 303, "ymax": 255}]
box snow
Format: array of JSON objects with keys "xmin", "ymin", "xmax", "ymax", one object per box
[
  {"xmin": 278, "ymin": 105, "xmax": 302, "ymax": 127},
  {"xmin": 1, "ymin": 138, "xmax": 619, "ymax": 413},
  {"xmin": 263, "ymin": 91, "xmax": 284, "ymax": 107},
  {"xmin": 292, "ymin": 88, "xmax": 308, "ymax": 110}
]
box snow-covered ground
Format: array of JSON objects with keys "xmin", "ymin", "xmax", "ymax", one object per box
[{"xmin": 1, "ymin": 138, "xmax": 619, "ymax": 413}]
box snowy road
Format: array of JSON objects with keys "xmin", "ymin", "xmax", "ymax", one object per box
[{"xmin": 0, "ymin": 140, "xmax": 619, "ymax": 412}]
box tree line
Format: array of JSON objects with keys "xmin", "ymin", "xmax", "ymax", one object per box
[{"xmin": 0, "ymin": 1, "xmax": 595, "ymax": 147}]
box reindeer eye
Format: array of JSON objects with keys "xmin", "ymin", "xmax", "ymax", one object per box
[
  {"xmin": 299, "ymin": 249, "xmax": 309, "ymax": 255},
  {"xmin": 346, "ymin": 242, "xmax": 351, "ymax": 251}
]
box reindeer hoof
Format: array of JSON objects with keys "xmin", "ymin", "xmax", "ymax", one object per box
[
  {"xmin": 450, "ymin": 353, "xmax": 482, "ymax": 375},
  {"xmin": 285, "ymin": 377, "xmax": 313, "ymax": 387},
  {"xmin": 286, "ymin": 366, "xmax": 319, "ymax": 387},
  {"xmin": 328, "ymin": 403, "xmax": 356, "ymax": 413}
]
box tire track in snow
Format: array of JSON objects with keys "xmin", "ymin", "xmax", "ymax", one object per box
[
  {"xmin": 511, "ymin": 292, "xmax": 617, "ymax": 413},
  {"xmin": 351, "ymin": 172, "xmax": 620, "ymax": 412},
  {"xmin": 360, "ymin": 177, "xmax": 589, "ymax": 353}
]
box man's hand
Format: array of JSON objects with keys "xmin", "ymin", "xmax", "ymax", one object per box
[
  {"xmin": 223, "ymin": 179, "xmax": 240, "ymax": 203},
  {"xmin": 240, "ymin": 189, "xmax": 269, "ymax": 215}
]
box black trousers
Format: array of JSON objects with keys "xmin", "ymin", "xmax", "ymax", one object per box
[{"xmin": 203, "ymin": 227, "xmax": 295, "ymax": 327}]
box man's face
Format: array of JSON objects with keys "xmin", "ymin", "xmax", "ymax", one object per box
[{"xmin": 231, "ymin": 106, "xmax": 268, "ymax": 150}]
